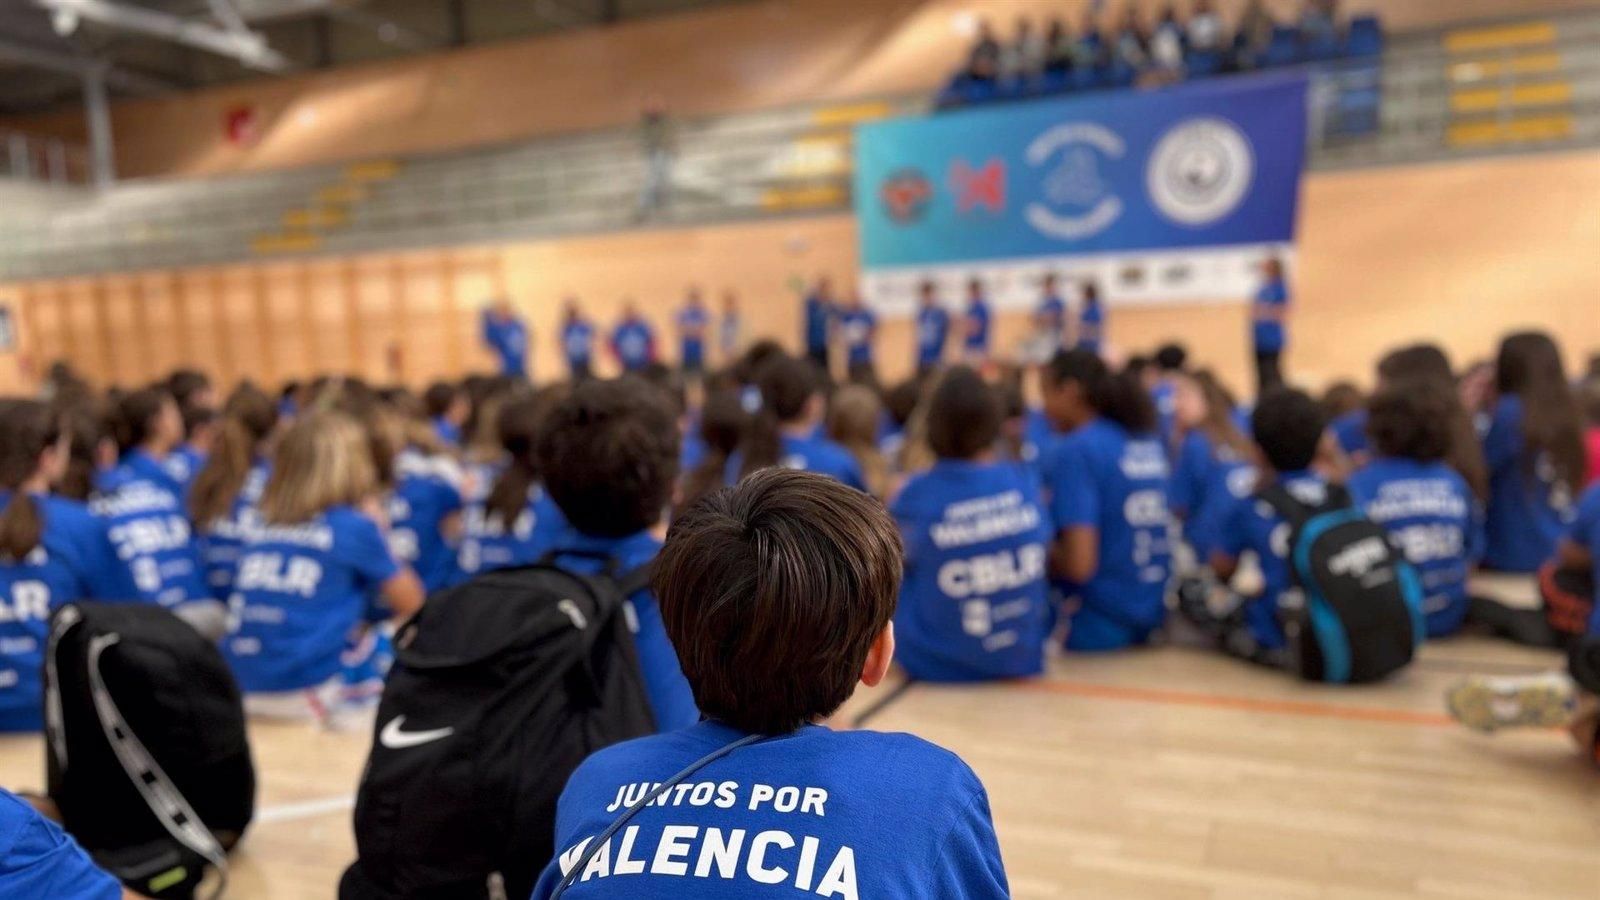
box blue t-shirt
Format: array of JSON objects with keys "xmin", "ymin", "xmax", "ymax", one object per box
[
  {"xmin": 1219, "ymin": 471, "xmax": 1329, "ymax": 649},
  {"xmin": 1170, "ymin": 430, "xmax": 1257, "ymax": 560},
  {"xmin": 678, "ymin": 306, "xmax": 710, "ymax": 368},
  {"xmin": 1151, "ymin": 380, "xmax": 1178, "ymax": 452},
  {"xmin": 0, "ymin": 790, "xmax": 121, "ymax": 900},
  {"xmin": 433, "ymin": 417, "xmax": 463, "ymax": 448},
  {"xmin": 1036, "ymin": 294, "xmax": 1066, "ymax": 338},
  {"xmin": 1019, "ymin": 408, "xmax": 1060, "ymax": 470},
  {"xmin": 725, "ymin": 434, "xmax": 866, "ymax": 492},
  {"xmin": 456, "ymin": 484, "xmax": 568, "ymax": 582},
  {"xmin": 1567, "ymin": 484, "xmax": 1600, "ymax": 635},
  {"xmin": 547, "ymin": 529, "xmax": 697, "ymax": 732},
  {"xmin": 196, "ymin": 459, "xmax": 271, "ymax": 600},
  {"xmin": 891, "ymin": 460, "xmax": 1051, "ymax": 681},
  {"xmin": 837, "ymin": 308, "xmax": 876, "ymax": 368},
  {"xmin": 1044, "ymin": 418, "xmax": 1173, "ymax": 631},
  {"xmin": 1077, "ymin": 302, "xmax": 1103, "ymax": 353},
  {"xmin": 915, "ymin": 305, "xmax": 949, "ymax": 367},
  {"xmin": 963, "ymin": 298, "xmax": 991, "ymax": 354},
  {"xmin": 389, "ymin": 450, "xmax": 465, "ymax": 594},
  {"xmin": 483, "ymin": 312, "xmax": 529, "ymax": 376},
  {"xmin": 564, "ymin": 320, "xmax": 595, "ymax": 370},
  {"xmin": 0, "ymin": 493, "xmax": 132, "ymax": 731},
  {"xmin": 164, "ymin": 442, "xmax": 207, "ymax": 494},
  {"xmin": 1252, "ymin": 278, "xmax": 1288, "ymax": 353},
  {"xmin": 1348, "ymin": 457, "xmax": 1482, "ymax": 638},
  {"xmin": 533, "ymin": 720, "xmax": 1009, "ymax": 900},
  {"xmin": 1329, "ymin": 410, "xmax": 1369, "ymax": 458},
  {"xmin": 224, "ymin": 505, "xmax": 402, "ymax": 693},
  {"xmin": 93, "ymin": 451, "xmax": 211, "ymax": 611},
  {"xmin": 803, "ymin": 294, "xmax": 832, "ymax": 355},
  {"xmin": 1482, "ymin": 395, "xmax": 1575, "ymax": 572},
  {"xmin": 613, "ymin": 319, "xmax": 656, "ymax": 373}
]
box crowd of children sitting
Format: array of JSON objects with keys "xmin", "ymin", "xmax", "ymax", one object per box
[
  {"xmin": 939, "ymin": 0, "xmax": 1382, "ymax": 109},
  {"xmin": 2, "ymin": 313, "xmax": 1598, "ymax": 894}
]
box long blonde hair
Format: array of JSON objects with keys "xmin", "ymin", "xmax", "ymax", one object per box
[
  {"xmin": 259, "ymin": 411, "xmax": 380, "ymax": 525},
  {"xmin": 826, "ymin": 385, "xmax": 890, "ymax": 499}
]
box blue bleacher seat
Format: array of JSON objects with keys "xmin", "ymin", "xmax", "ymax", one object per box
[
  {"xmin": 1345, "ymin": 15, "xmax": 1383, "ymax": 58},
  {"xmin": 1186, "ymin": 48, "xmax": 1224, "ymax": 77},
  {"xmin": 1037, "ymin": 66, "xmax": 1073, "ymax": 96},
  {"xmin": 1261, "ymin": 25, "xmax": 1303, "ymax": 67}
]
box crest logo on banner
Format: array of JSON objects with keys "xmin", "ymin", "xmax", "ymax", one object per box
[
  {"xmin": 1145, "ymin": 117, "xmax": 1255, "ymax": 226},
  {"xmin": 1024, "ymin": 122, "xmax": 1125, "ymax": 240},
  {"xmin": 879, "ymin": 168, "xmax": 933, "ymax": 224}
]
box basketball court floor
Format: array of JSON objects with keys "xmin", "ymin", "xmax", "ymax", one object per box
[{"xmin": 2, "ymin": 633, "xmax": 1595, "ymax": 899}]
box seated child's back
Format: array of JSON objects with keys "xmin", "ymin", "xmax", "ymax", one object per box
[{"xmin": 533, "ymin": 469, "xmax": 1009, "ymax": 899}]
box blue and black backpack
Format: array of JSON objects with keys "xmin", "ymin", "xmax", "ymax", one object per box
[{"xmin": 1258, "ymin": 483, "xmax": 1425, "ymax": 684}]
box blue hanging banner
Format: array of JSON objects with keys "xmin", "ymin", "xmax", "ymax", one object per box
[{"xmin": 854, "ymin": 73, "xmax": 1308, "ymax": 312}]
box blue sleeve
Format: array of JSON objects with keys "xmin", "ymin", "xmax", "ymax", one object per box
[
  {"xmin": 71, "ymin": 511, "xmax": 140, "ymax": 601},
  {"xmin": 335, "ymin": 512, "xmax": 402, "ymax": 588},
  {"xmin": 1569, "ymin": 487, "xmax": 1600, "ymax": 549},
  {"xmin": 1218, "ymin": 494, "xmax": 1252, "ymax": 559},
  {"xmin": 0, "ymin": 793, "xmax": 123, "ymax": 900},
  {"xmin": 933, "ymin": 786, "xmax": 1011, "ymax": 900},
  {"xmin": 1482, "ymin": 403, "xmax": 1519, "ymax": 472},
  {"xmin": 1170, "ymin": 434, "xmax": 1206, "ymax": 517},
  {"xmin": 889, "ymin": 487, "xmax": 924, "ymax": 568},
  {"xmin": 1047, "ymin": 441, "xmax": 1096, "ymax": 531}
]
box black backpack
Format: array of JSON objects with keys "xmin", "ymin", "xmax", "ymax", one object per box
[
  {"xmin": 1258, "ymin": 483, "xmax": 1425, "ymax": 684},
  {"xmin": 339, "ymin": 558, "xmax": 658, "ymax": 900},
  {"xmin": 44, "ymin": 602, "xmax": 256, "ymax": 900}
]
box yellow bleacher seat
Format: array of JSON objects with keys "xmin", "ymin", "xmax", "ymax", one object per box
[
  {"xmin": 1450, "ymin": 81, "xmax": 1573, "ymax": 114},
  {"xmin": 1443, "ymin": 21, "xmax": 1556, "ymax": 54},
  {"xmin": 345, "ymin": 159, "xmax": 402, "ymax": 182},
  {"xmin": 251, "ymin": 232, "xmax": 323, "ymax": 255},
  {"xmin": 811, "ymin": 102, "xmax": 894, "ymax": 128},
  {"xmin": 1447, "ymin": 113, "xmax": 1574, "ymax": 147},
  {"xmin": 1447, "ymin": 51, "xmax": 1562, "ymax": 84}
]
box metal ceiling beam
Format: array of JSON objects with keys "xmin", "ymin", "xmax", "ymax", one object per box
[
  {"xmin": 0, "ymin": 34, "xmax": 174, "ymax": 94},
  {"xmin": 34, "ymin": 0, "xmax": 293, "ymax": 72}
]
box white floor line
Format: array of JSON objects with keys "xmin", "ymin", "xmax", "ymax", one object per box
[{"xmin": 256, "ymin": 795, "xmax": 356, "ymax": 824}]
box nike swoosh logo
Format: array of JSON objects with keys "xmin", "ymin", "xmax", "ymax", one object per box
[{"xmin": 379, "ymin": 716, "xmax": 455, "ymax": 750}]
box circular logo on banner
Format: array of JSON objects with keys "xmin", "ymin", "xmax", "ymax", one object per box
[
  {"xmin": 1024, "ymin": 122, "xmax": 1126, "ymax": 240},
  {"xmin": 1145, "ymin": 117, "xmax": 1254, "ymax": 226}
]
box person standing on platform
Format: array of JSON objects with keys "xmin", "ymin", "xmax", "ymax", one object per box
[
  {"xmin": 1252, "ymin": 257, "xmax": 1290, "ymax": 395},
  {"xmin": 611, "ymin": 301, "xmax": 657, "ymax": 375},
  {"xmin": 963, "ymin": 277, "xmax": 992, "ymax": 365},
  {"xmin": 1076, "ymin": 280, "xmax": 1105, "ymax": 355},
  {"xmin": 481, "ymin": 298, "xmax": 529, "ymax": 378},
  {"xmin": 559, "ymin": 297, "xmax": 595, "ymax": 380},
  {"xmin": 802, "ymin": 276, "xmax": 836, "ymax": 373},
  {"xmin": 1034, "ymin": 273, "xmax": 1068, "ymax": 360},
  {"xmin": 837, "ymin": 291, "xmax": 878, "ymax": 386},
  {"xmin": 676, "ymin": 288, "xmax": 710, "ymax": 379},
  {"xmin": 718, "ymin": 289, "xmax": 742, "ymax": 364},
  {"xmin": 915, "ymin": 280, "xmax": 950, "ymax": 375}
]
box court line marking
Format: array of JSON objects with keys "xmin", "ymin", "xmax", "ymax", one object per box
[
  {"xmin": 256, "ymin": 795, "xmax": 356, "ymax": 824},
  {"xmin": 1009, "ymin": 679, "xmax": 1459, "ymax": 727}
]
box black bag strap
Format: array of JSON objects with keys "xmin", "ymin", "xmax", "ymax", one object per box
[
  {"xmin": 71, "ymin": 610, "xmax": 230, "ymax": 900},
  {"xmin": 1256, "ymin": 481, "xmax": 1351, "ymax": 532},
  {"xmin": 549, "ymin": 732, "xmax": 767, "ymax": 899}
]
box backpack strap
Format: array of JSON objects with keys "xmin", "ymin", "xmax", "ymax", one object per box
[
  {"xmin": 84, "ymin": 630, "xmax": 230, "ymax": 900},
  {"xmin": 611, "ymin": 561, "xmax": 654, "ymax": 599},
  {"xmin": 549, "ymin": 732, "xmax": 767, "ymax": 899},
  {"xmin": 1256, "ymin": 480, "xmax": 1350, "ymax": 530}
]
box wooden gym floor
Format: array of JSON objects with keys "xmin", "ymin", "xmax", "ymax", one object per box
[{"xmin": 2, "ymin": 634, "xmax": 1597, "ymax": 899}]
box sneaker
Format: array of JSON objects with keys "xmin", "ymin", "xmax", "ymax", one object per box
[{"xmin": 1445, "ymin": 673, "xmax": 1576, "ymax": 733}]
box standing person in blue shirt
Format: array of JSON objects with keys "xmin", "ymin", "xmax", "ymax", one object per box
[
  {"xmin": 914, "ymin": 279, "xmax": 950, "ymax": 375},
  {"xmin": 96, "ymin": 388, "xmax": 214, "ymax": 620},
  {"xmin": 0, "ymin": 788, "xmax": 134, "ymax": 899},
  {"xmin": 717, "ymin": 290, "xmax": 741, "ymax": 366},
  {"xmin": 422, "ymin": 381, "xmax": 468, "ymax": 447},
  {"xmin": 726, "ymin": 354, "xmax": 866, "ymax": 491},
  {"xmin": 1169, "ymin": 369, "xmax": 1257, "ymax": 563},
  {"xmin": 457, "ymin": 391, "xmax": 567, "ymax": 581},
  {"xmin": 1251, "ymin": 256, "xmax": 1290, "ymax": 395},
  {"xmin": 836, "ymin": 290, "xmax": 877, "ymax": 385},
  {"xmin": 1034, "ymin": 272, "xmax": 1068, "ymax": 358},
  {"xmin": 0, "ymin": 400, "xmax": 134, "ymax": 732},
  {"xmin": 1194, "ymin": 388, "xmax": 1331, "ymax": 666},
  {"xmin": 533, "ymin": 468, "xmax": 1010, "ymax": 899},
  {"xmin": 1040, "ymin": 350, "xmax": 1173, "ymax": 651},
  {"xmin": 560, "ymin": 298, "xmax": 596, "ymax": 380},
  {"xmin": 1075, "ymin": 280, "xmax": 1105, "ymax": 354},
  {"xmin": 223, "ymin": 411, "xmax": 424, "ymax": 725},
  {"xmin": 482, "ymin": 298, "xmax": 530, "ymax": 378},
  {"xmin": 610, "ymin": 301, "xmax": 657, "ymax": 375},
  {"xmin": 676, "ymin": 288, "xmax": 711, "ymax": 379},
  {"xmin": 1481, "ymin": 331, "xmax": 1584, "ymax": 573},
  {"xmin": 1349, "ymin": 379, "xmax": 1483, "ymax": 638},
  {"xmin": 801, "ymin": 276, "xmax": 836, "ymax": 372},
  {"xmin": 534, "ymin": 377, "xmax": 698, "ymax": 732},
  {"xmin": 892, "ymin": 367, "xmax": 1051, "ymax": 681},
  {"xmin": 189, "ymin": 384, "xmax": 278, "ymax": 600},
  {"xmin": 962, "ymin": 277, "xmax": 992, "ymax": 364}
]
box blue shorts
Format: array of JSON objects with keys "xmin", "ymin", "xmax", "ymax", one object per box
[{"xmin": 1063, "ymin": 605, "xmax": 1158, "ymax": 652}]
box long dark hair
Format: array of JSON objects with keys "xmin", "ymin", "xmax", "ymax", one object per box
[
  {"xmin": 109, "ymin": 387, "xmax": 172, "ymax": 455},
  {"xmin": 1495, "ymin": 331, "xmax": 1583, "ymax": 493},
  {"xmin": 738, "ymin": 354, "xmax": 818, "ymax": 479},
  {"xmin": 484, "ymin": 386, "xmax": 568, "ymax": 529},
  {"xmin": 678, "ymin": 389, "xmax": 747, "ymax": 513},
  {"xmin": 1377, "ymin": 343, "xmax": 1488, "ymax": 500},
  {"xmin": 190, "ymin": 383, "xmax": 279, "ymax": 525},
  {"xmin": 1044, "ymin": 348, "xmax": 1155, "ymax": 434},
  {"xmin": 0, "ymin": 400, "xmax": 63, "ymax": 561}
]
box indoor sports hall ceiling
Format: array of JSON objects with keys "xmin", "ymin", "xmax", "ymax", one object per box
[{"xmin": 0, "ymin": 0, "xmax": 753, "ymax": 115}]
